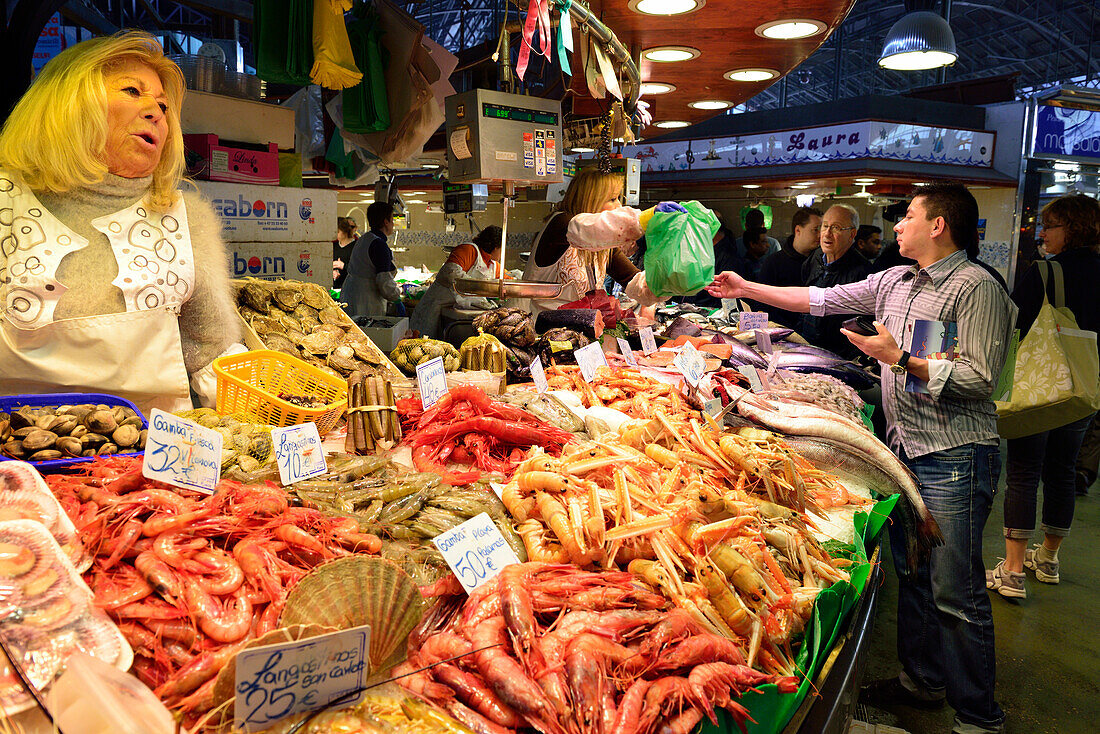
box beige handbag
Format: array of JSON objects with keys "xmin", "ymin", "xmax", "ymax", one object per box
[{"xmin": 996, "ymin": 261, "xmax": 1100, "ymax": 439}]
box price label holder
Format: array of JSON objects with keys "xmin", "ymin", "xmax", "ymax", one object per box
[
  {"xmin": 737, "ymin": 364, "xmax": 764, "ymax": 392},
  {"xmin": 673, "ymin": 342, "xmax": 707, "ymax": 387},
  {"xmin": 616, "ymin": 338, "xmax": 637, "ymax": 366},
  {"xmin": 739, "ymin": 311, "xmax": 768, "ymax": 332},
  {"xmin": 721, "ymin": 299, "xmax": 739, "ymax": 323},
  {"xmin": 574, "ymin": 341, "xmax": 608, "ymax": 382},
  {"xmin": 234, "ymin": 625, "xmax": 371, "ymax": 732},
  {"xmin": 432, "ymin": 513, "xmax": 521, "ymax": 593},
  {"xmin": 488, "ymin": 482, "xmax": 505, "ymax": 500},
  {"xmin": 142, "ymin": 409, "xmax": 222, "ymax": 494},
  {"xmin": 530, "ymin": 356, "xmax": 548, "ymax": 394},
  {"xmin": 755, "ymin": 329, "xmax": 773, "ymax": 354},
  {"xmin": 415, "ymin": 356, "xmax": 448, "ymax": 409},
  {"xmin": 272, "ymin": 423, "xmax": 327, "ymax": 485},
  {"xmin": 639, "ymin": 327, "xmax": 658, "ymax": 355},
  {"xmin": 703, "ymin": 397, "xmax": 724, "ymax": 417}
]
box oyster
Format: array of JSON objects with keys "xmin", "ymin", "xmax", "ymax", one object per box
[
  {"xmin": 272, "ymin": 284, "xmax": 304, "ymax": 310},
  {"xmin": 250, "ymin": 316, "xmax": 280, "ymax": 336},
  {"xmin": 285, "ymin": 328, "xmax": 308, "ymax": 344},
  {"xmin": 293, "ymin": 304, "xmax": 320, "ymax": 321},
  {"xmin": 238, "ymin": 280, "xmax": 271, "ymax": 313},
  {"xmin": 327, "ymin": 351, "xmax": 358, "ymax": 373},
  {"xmin": 318, "ymin": 306, "xmax": 349, "ymax": 327},
  {"xmin": 280, "ymin": 315, "xmax": 303, "ymax": 332},
  {"xmin": 299, "ymin": 283, "xmax": 330, "ymax": 310},
  {"xmin": 262, "ymin": 333, "xmax": 298, "ymax": 356},
  {"xmin": 315, "ymin": 324, "xmax": 346, "ymax": 339},
  {"xmin": 346, "ymin": 339, "xmax": 382, "ymax": 364},
  {"xmin": 332, "ymin": 345, "xmax": 355, "ymax": 360},
  {"xmin": 300, "ymin": 330, "xmax": 340, "ymax": 355}
]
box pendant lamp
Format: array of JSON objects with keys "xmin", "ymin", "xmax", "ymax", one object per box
[{"xmin": 878, "ymin": 7, "xmax": 957, "ymax": 71}]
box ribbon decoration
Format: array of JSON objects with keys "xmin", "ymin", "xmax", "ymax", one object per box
[
  {"xmin": 556, "ymin": 0, "xmax": 573, "ymax": 76},
  {"xmin": 516, "ymin": 0, "xmax": 552, "ymax": 81}
]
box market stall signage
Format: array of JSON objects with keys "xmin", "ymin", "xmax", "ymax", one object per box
[
  {"xmin": 234, "ymin": 624, "xmax": 371, "ymax": 732},
  {"xmin": 272, "ymin": 423, "xmax": 327, "ymax": 485},
  {"xmin": 674, "ymin": 342, "xmax": 707, "ymax": 387},
  {"xmin": 530, "ymin": 355, "xmax": 548, "ymax": 393},
  {"xmin": 142, "ymin": 410, "xmax": 222, "ymax": 494},
  {"xmin": 703, "ymin": 397, "xmax": 724, "ymax": 417},
  {"xmin": 416, "ymin": 356, "xmax": 448, "ymax": 409},
  {"xmin": 737, "ymin": 365, "xmax": 764, "ymax": 392},
  {"xmin": 739, "ymin": 312, "xmax": 768, "ymax": 332},
  {"xmin": 432, "ymin": 513, "xmax": 521, "ymax": 593},
  {"xmin": 1033, "ymin": 104, "xmax": 1100, "ymax": 161},
  {"xmin": 639, "ymin": 327, "xmax": 658, "ymax": 355},
  {"xmin": 574, "ymin": 341, "xmax": 608, "ymax": 381},
  {"xmin": 616, "ymin": 338, "xmax": 637, "ymax": 366}
]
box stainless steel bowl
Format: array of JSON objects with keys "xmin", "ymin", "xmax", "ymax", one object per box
[{"xmin": 455, "ymin": 279, "xmax": 564, "ymax": 299}]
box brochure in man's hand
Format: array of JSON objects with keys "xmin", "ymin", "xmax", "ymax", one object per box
[{"xmin": 905, "ymin": 319, "xmax": 958, "ymax": 394}]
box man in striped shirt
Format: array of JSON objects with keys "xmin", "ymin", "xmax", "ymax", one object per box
[{"xmin": 708, "ymin": 183, "xmax": 1014, "ymax": 734}]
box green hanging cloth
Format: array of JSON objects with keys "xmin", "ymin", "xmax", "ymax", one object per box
[
  {"xmin": 342, "ymin": 2, "xmax": 390, "ymax": 134},
  {"xmin": 254, "ymin": 0, "xmax": 314, "ymax": 85}
]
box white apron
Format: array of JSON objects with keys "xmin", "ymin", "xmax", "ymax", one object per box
[
  {"xmin": 516, "ymin": 215, "xmax": 607, "ymax": 316},
  {"xmin": 0, "ymin": 173, "xmax": 195, "ymax": 415},
  {"xmin": 410, "ymin": 247, "xmax": 496, "ymax": 339}
]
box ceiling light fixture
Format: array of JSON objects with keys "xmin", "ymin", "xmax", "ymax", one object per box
[
  {"xmin": 571, "ymin": 146, "xmax": 595, "ymax": 153},
  {"xmin": 653, "ymin": 120, "xmax": 690, "ymax": 129},
  {"xmin": 853, "ymin": 178, "xmax": 877, "ymax": 184},
  {"xmin": 420, "ymin": 163, "xmax": 441, "ymax": 169},
  {"xmin": 643, "ymin": 46, "xmax": 701, "ymax": 63},
  {"xmin": 689, "ymin": 100, "xmax": 733, "ymax": 110},
  {"xmin": 790, "ymin": 184, "xmax": 811, "ymax": 189},
  {"xmin": 640, "ymin": 82, "xmax": 675, "ymax": 95},
  {"xmin": 628, "ymin": 0, "xmax": 703, "ymax": 15},
  {"xmin": 724, "ymin": 68, "xmax": 779, "ymax": 82},
  {"xmin": 878, "ymin": 9, "xmax": 957, "ymax": 70},
  {"xmin": 796, "ymin": 181, "xmax": 815, "ymax": 186},
  {"xmin": 406, "ymin": 199, "xmax": 426, "ymax": 204},
  {"xmin": 742, "ymin": 184, "xmax": 761, "ymax": 189},
  {"xmin": 755, "ymin": 19, "xmax": 827, "ymax": 40}
]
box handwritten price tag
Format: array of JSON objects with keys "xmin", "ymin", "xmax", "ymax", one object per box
[
  {"xmin": 704, "ymin": 397, "xmax": 724, "ymax": 417},
  {"xmin": 639, "ymin": 327, "xmax": 658, "ymax": 355},
  {"xmin": 234, "ymin": 625, "xmax": 371, "ymax": 732},
  {"xmin": 755, "ymin": 328, "xmax": 773, "ymax": 354},
  {"xmin": 416, "ymin": 356, "xmax": 448, "ymax": 409},
  {"xmin": 737, "ymin": 364, "xmax": 764, "ymax": 392},
  {"xmin": 432, "ymin": 513, "xmax": 520, "ymax": 594},
  {"xmin": 272, "ymin": 423, "xmax": 327, "ymax": 485},
  {"xmin": 574, "ymin": 341, "xmax": 608, "ymax": 382},
  {"xmin": 616, "ymin": 338, "xmax": 637, "ymax": 366},
  {"xmin": 673, "ymin": 342, "xmax": 707, "ymax": 387},
  {"xmin": 142, "ymin": 410, "xmax": 222, "ymax": 494},
  {"xmin": 530, "ymin": 356, "xmax": 548, "ymax": 394},
  {"xmin": 739, "ymin": 311, "xmax": 768, "ymax": 332}
]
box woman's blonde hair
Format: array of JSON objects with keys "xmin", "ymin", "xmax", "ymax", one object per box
[
  {"xmin": 555, "ymin": 167, "xmax": 623, "ymax": 220},
  {"xmin": 0, "ymin": 30, "xmax": 186, "ymax": 211}
]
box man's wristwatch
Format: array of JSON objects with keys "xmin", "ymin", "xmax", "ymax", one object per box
[{"xmin": 890, "ymin": 350, "xmax": 911, "ymax": 375}]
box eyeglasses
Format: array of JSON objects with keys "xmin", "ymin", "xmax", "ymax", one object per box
[
  {"xmin": 822, "ymin": 224, "xmax": 856, "ymax": 235},
  {"xmin": 1038, "ymin": 222, "xmax": 1064, "ymax": 231}
]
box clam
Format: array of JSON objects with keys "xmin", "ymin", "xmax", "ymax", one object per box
[
  {"xmin": 81, "ymin": 433, "xmax": 108, "ymax": 448},
  {"xmin": 0, "ymin": 419, "xmax": 8, "ymax": 441},
  {"xmin": 12, "ymin": 427, "xmax": 36, "ymax": 439},
  {"xmin": 85, "ymin": 410, "xmax": 118, "ymax": 434},
  {"xmin": 237, "ymin": 454, "xmax": 261, "ymax": 473},
  {"xmin": 97, "ymin": 443, "xmax": 118, "ymax": 456},
  {"xmin": 56, "ymin": 437, "xmax": 82, "ymax": 457},
  {"xmin": 9, "ymin": 411, "xmax": 34, "ymax": 431},
  {"xmin": 51, "ymin": 416, "xmax": 78, "ymax": 435},
  {"xmin": 28, "ymin": 450, "xmax": 62, "ymax": 461},
  {"xmin": 300, "ymin": 330, "xmax": 340, "ymax": 355},
  {"xmin": 22, "ymin": 430, "xmax": 57, "ymax": 453},
  {"xmin": 273, "ymin": 284, "xmax": 304, "ymax": 310},
  {"xmin": 113, "ymin": 425, "xmax": 140, "ymax": 448},
  {"xmin": 3, "ymin": 441, "xmax": 25, "ymax": 459}
]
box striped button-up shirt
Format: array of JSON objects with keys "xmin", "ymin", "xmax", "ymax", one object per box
[{"xmin": 809, "ymin": 249, "xmax": 1017, "ymax": 458}]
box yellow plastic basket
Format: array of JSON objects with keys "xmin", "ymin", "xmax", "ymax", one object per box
[{"xmin": 212, "ymin": 350, "xmax": 347, "ymax": 435}]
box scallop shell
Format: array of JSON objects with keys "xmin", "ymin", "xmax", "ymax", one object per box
[
  {"xmin": 279, "ymin": 557, "xmax": 424, "ymax": 673},
  {"xmin": 53, "ymin": 613, "xmax": 125, "ymax": 666},
  {"xmin": 0, "ymin": 489, "xmax": 59, "ymax": 531},
  {"xmin": 211, "ymin": 623, "xmax": 334, "ymax": 713}
]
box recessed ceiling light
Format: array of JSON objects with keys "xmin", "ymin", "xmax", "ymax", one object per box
[
  {"xmin": 628, "ymin": 0, "xmax": 703, "ymax": 15},
  {"xmin": 755, "ymin": 19, "xmax": 827, "ymax": 40},
  {"xmin": 742, "ymin": 184, "xmax": 761, "ymax": 189},
  {"xmin": 643, "ymin": 46, "xmax": 701, "ymax": 63},
  {"xmin": 406, "ymin": 199, "xmax": 426, "ymax": 204},
  {"xmin": 640, "ymin": 82, "xmax": 675, "ymax": 95},
  {"xmin": 724, "ymin": 68, "xmax": 779, "ymax": 82},
  {"xmin": 853, "ymin": 178, "xmax": 877, "ymax": 184},
  {"xmin": 420, "ymin": 163, "xmax": 440, "ymax": 169},
  {"xmin": 653, "ymin": 120, "xmax": 690, "ymax": 129},
  {"xmin": 796, "ymin": 181, "xmax": 816, "ymax": 186},
  {"xmin": 791, "ymin": 184, "xmax": 811, "ymax": 189},
  {"xmin": 689, "ymin": 100, "xmax": 733, "ymax": 110},
  {"xmin": 571, "ymin": 146, "xmax": 595, "ymax": 153}
]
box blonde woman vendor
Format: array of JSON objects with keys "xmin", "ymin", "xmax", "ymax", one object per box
[
  {"xmin": 521, "ymin": 167, "xmax": 680, "ymax": 315},
  {"xmin": 410, "ymin": 225, "xmax": 502, "ymax": 340},
  {"xmin": 0, "ymin": 31, "xmax": 242, "ymax": 415}
]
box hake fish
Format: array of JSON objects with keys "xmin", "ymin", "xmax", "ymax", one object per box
[{"xmin": 725, "ymin": 384, "xmax": 943, "ymax": 561}]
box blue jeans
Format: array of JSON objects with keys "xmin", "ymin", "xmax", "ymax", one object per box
[
  {"xmin": 889, "ymin": 443, "xmax": 1005, "ymax": 732},
  {"xmin": 1004, "ymin": 411, "xmax": 1095, "ymax": 538}
]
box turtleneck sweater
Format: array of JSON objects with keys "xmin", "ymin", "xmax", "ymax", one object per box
[{"xmin": 35, "ymin": 174, "xmax": 239, "ymax": 374}]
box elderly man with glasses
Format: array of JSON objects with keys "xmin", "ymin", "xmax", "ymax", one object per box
[{"xmin": 798, "ymin": 204, "xmax": 872, "ymax": 358}]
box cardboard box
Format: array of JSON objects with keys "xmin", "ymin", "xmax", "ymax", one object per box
[
  {"xmin": 355, "ymin": 316, "xmax": 408, "ymax": 353},
  {"xmin": 182, "ymin": 90, "xmax": 295, "ymax": 149},
  {"xmin": 230, "ymin": 241, "xmax": 331, "ymax": 287},
  {"xmin": 198, "ymin": 181, "xmax": 337, "ymax": 242},
  {"xmin": 185, "ymin": 134, "xmax": 280, "ymax": 186}
]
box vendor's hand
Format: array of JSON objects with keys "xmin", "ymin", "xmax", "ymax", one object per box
[
  {"xmin": 656, "ymin": 201, "xmax": 687, "ymax": 213},
  {"xmin": 840, "ymin": 321, "xmax": 903, "ymax": 364},
  {"xmin": 705, "ymin": 271, "xmax": 746, "ymax": 299}
]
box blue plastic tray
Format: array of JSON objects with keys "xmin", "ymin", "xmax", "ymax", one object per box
[{"xmin": 0, "ymin": 393, "xmax": 148, "ymax": 473}]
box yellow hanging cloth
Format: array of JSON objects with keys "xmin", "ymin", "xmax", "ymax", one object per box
[{"xmin": 310, "ymin": 0, "xmax": 363, "ymax": 89}]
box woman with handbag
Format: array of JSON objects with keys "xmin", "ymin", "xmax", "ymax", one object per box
[{"xmin": 988, "ymin": 194, "xmax": 1100, "ymax": 598}]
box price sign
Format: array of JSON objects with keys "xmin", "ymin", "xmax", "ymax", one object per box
[
  {"xmin": 739, "ymin": 311, "xmax": 768, "ymax": 332},
  {"xmin": 142, "ymin": 410, "xmax": 222, "ymax": 493},
  {"xmin": 673, "ymin": 342, "xmax": 707, "ymax": 387},
  {"xmin": 639, "ymin": 327, "xmax": 658, "ymax": 355},
  {"xmin": 488, "ymin": 482, "xmax": 505, "ymax": 500},
  {"xmin": 721, "ymin": 299, "xmax": 739, "ymax": 323},
  {"xmin": 432, "ymin": 513, "xmax": 521, "ymax": 593},
  {"xmin": 271, "ymin": 423, "xmax": 327, "ymax": 485},
  {"xmin": 416, "ymin": 356, "xmax": 448, "ymax": 409},
  {"xmin": 616, "ymin": 338, "xmax": 637, "ymax": 366},
  {"xmin": 737, "ymin": 364, "xmax": 764, "ymax": 392},
  {"xmin": 530, "ymin": 356, "xmax": 548, "ymax": 394},
  {"xmin": 755, "ymin": 329, "xmax": 773, "ymax": 354},
  {"xmin": 574, "ymin": 341, "xmax": 608, "ymax": 382},
  {"xmin": 234, "ymin": 625, "xmax": 371, "ymax": 732},
  {"xmin": 704, "ymin": 397, "xmax": 724, "ymax": 417}
]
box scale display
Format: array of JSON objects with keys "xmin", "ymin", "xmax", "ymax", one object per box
[{"xmin": 482, "ymin": 103, "xmax": 559, "ymax": 126}]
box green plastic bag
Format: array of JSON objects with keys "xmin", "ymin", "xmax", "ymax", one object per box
[{"xmin": 644, "ymin": 200, "xmax": 719, "ymax": 297}]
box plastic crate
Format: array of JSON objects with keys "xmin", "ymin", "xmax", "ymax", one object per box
[
  {"xmin": 0, "ymin": 393, "xmax": 148, "ymax": 473},
  {"xmin": 213, "ymin": 350, "xmax": 347, "ymax": 435}
]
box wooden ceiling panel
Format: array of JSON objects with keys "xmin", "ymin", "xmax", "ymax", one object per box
[{"xmin": 577, "ymin": 0, "xmax": 857, "ymax": 132}]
